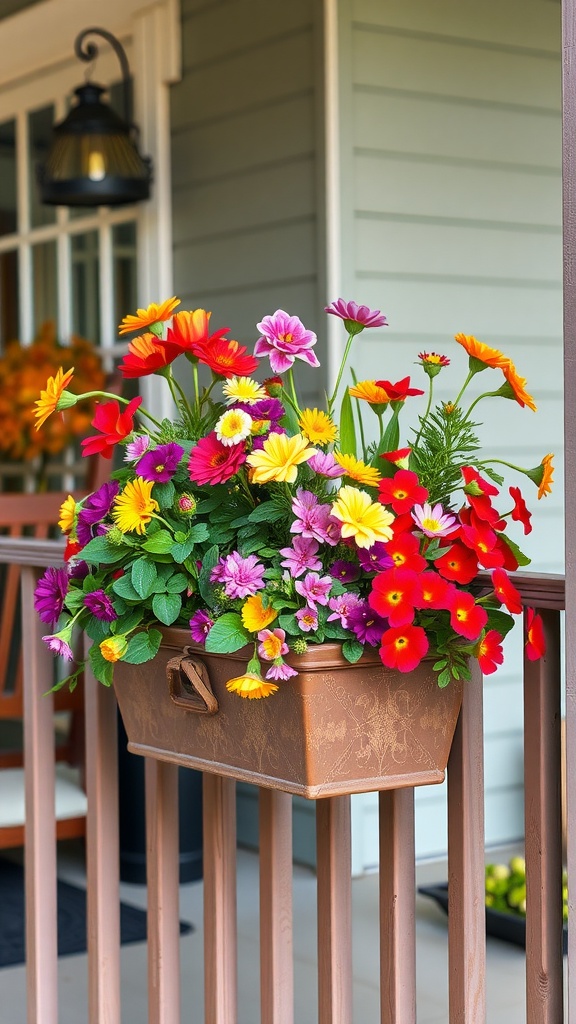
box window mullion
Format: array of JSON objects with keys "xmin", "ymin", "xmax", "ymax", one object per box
[
  {"xmin": 99, "ymin": 221, "xmax": 115, "ymax": 373},
  {"xmin": 16, "ymin": 109, "xmax": 32, "ymax": 344}
]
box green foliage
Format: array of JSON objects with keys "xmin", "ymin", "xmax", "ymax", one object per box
[{"xmin": 411, "ymin": 404, "xmax": 482, "ymax": 506}]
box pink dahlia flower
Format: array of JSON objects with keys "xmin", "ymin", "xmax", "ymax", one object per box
[
  {"xmin": 325, "ymin": 299, "xmax": 388, "ymax": 334},
  {"xmin": 254, "ymin": 310, "xmax": 320, "ymax": 373}
]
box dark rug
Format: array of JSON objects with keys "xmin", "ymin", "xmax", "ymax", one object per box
[{"xmin": 0, "ymin": 857, "xmax": 193, "ymax": 967}]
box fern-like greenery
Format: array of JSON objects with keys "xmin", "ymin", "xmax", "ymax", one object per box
[{"xmin": 411, "ymin": 404, "xmax": 482, "ymax": 507}]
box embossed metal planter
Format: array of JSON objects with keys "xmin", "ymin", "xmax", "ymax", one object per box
[{"xmin": 113, "ymin": 628, "xmax": 463, "ymax": 799}]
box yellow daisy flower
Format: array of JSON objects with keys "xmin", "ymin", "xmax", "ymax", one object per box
[
  {"xmin": 246, "ymin": 433, "xmax": 317, "ymax": 484},
  {"xmin": 298, "ymin": 408, "xmax": 338, "ymax": 445},
  {"xmin": 333, "ymin": 452, "xmax": 382, "ymax": 487},
  {"xmin": 222, "ymin": 376, "xmax": 267, "ymax": 405},
  {"xmin": 215, "ymin": 408, "xmax": 253, "ymax": 446},
  {"xmin": 226, "ymin": 673, "xmax": 279, "ymax": 699},
  {"xmin": 348, "ymin": 380, "xmax": 389, "ymax": 405},
  {"xmin": 112, "ymin": 477, "xmax": 159, "ymax": 535},
  {"xmin": 58, "ymin": 495, "xmax": 77, "ymax": 535},
  {"xmin": 241, "ymin": 594, "xmax": 278, "ymax": 633},
  {"xmin": 100, "ymin": 635, "xmax": 129, "ymax": 662},
  {"xmin": 118, "ymin": 297, "xmax": 180, "ymax": 335},
  {"xmin": 34, "ymin": 366, "xmax": 75, "ymax": 430},
  {"xmin": 331, "ymin": 485, "xmax": 395, "ymax": 548}
]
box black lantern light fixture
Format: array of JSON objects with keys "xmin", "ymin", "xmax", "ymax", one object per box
[{"xmin": 38, "ymin": 27, "xmax": 152, "ymax": 207}]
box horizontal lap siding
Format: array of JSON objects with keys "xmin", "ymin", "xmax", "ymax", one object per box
[
  {"xmin": 343, "ymin": 0, "xmax": 562, "ymax": 860},
  {"xmin": 172, "ymin": 0, "xmax": 324, "ymax": 400}
]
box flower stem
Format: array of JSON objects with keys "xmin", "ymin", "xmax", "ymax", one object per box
[
  {"xmin": 328, "ymin": 331, "xmax": 355, "ymax": 415},
  {"xmin": 413, "ymin": 377, "xmax": 434, "ymax": 448},
  {"xmin": 452, "ymin": 370, "xmax": 476, "ymax": 410},
  {"xmin": 287, "ymin": 369, "xmax": 301, "ymax": 415},
  {"xmin": 463, "ymin": 391, "xmax": 501, "ymax": 421}
]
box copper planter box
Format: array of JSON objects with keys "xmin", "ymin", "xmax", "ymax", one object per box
[{"xmin": 113, "ymin": 629, "xmax": 463, "ymax": 799}]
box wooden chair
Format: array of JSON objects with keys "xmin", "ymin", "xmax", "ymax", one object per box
[{"xmin": 0, "ymin": 491, "xmax": 89, "ymax": 849}]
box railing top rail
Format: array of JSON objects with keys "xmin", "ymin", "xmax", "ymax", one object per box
[{"xmin": 0, "ymin": 536, "xmax": 65, "ymax": 568}]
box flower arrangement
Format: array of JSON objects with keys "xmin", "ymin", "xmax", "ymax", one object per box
[
  {"xmin": 32, "ymin": 297, "xmax": 551, "ymax": 698},
  {"xmin": 0, "ymin": 321, "xmax": 104, "ymax": 463}
]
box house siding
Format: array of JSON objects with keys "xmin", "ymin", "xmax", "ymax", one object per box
[
  {"xmin": 171, "ymin": 0, "xmax": 325, "ymax": 402},
  {"xmin": 338, "ymin": 0, "xmax": 562, "ymax": 863}
]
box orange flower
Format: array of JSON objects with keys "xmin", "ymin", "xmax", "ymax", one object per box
[
  {"xmin": 538, "ymin": 454, "xmax": 554, "ymax": 499},
  {"xmin": 348, "ymin": 380, "xmax": 389, "ymax": 404},
  {"xmin": 34, "ymin": 366, "xmax": 75, "ymax": 429},
  {"xmin": 454, "ymin": 334, "xmax": 509, "ymax": 370},
  {"xmin": 502, "ymin": 364, "xmax": 537, "ymax": 412},
  {"xmin": 118, "ymin": 297, "xmax": 180, "ymax": 335}
]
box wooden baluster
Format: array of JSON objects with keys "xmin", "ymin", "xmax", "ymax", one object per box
[
  {"xmin": 259, "ymin": 788, "xmax": 294, "ymax": 1024},
  {"xmin": 146, "ymin": 758, "xmax": 181, "ymax": 1024},
  {"xmin": 85, "ymin": 661, "xmax": 121, "ymax": 1024},
  {"xmin": 447, "ymin": 662, "xmax": 486, "ymax": 1024},
  {"xmin": 379, "ymin": 788, "xmax": 416, "ymax": 1024},
  {"xmin": 524, "ymin": 607, "xmax": 564, "ymax": 1024},
  {"xmin": 203, "ymin": 773, "xmax": 237, "ymax": 1024},
  {"xmin": 22, "ymin": 566, "xmax": 58, "ymax": 1024},
  {"xmin": 316, "ymin": 795, "xmax": 352, "ymax": 1024}
]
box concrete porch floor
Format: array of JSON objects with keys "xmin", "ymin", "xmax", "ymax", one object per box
[{"xmin": 0, "ymin": 841, "xmax": 532, "ymax": 1023}]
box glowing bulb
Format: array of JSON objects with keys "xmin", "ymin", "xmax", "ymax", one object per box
[{"xmin": 88, "ymin": 150, "xmax": 106, "ymax": 181}]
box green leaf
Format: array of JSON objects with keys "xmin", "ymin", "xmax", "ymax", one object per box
[
  {"xmin": 64, "ymin": 589, "xmax": 86, "ymax": 614},
  {"xmin": 152, "ymin": 592, "xmax": 182, "ymax": 626},
  {"xmin": 166, "ymin": 572, "xmax": 188, "ymax": 594},
  {"xmin": 248, "ymin": 501, "xmax": 286, "ymax": 524},
  {"xmin": 113, "ymin": 608, "xmax": 143, "ymax": 634},
  {"xmin": 88, "ymin": 643, "xmax": 114, "ymax": 686},
  {"xmin": 171, "ymin": 535, "xmax": 196, "ymax": 563},
  {"xmin": 498, "ymin": 533, "xmax": 531, "ymax": 568},
  {"xmin": 189, "ymin": 523, "xmax": 210, "ymax": 543},
  {"xmin": 153, "ymin": 481, "xmax": 176, "ymax": 509},
  {"xmin": 324, "ymin": 622, "xmax": 349, "ymax": 640},
  {"xmin": 84, "ymin": 617, "xmax": 112, "ymax": 643},
  {"xmin": 437, "ymin": 668, "xmax": 451, "ymax": 688},
  {"xmin": 204, "ymin": 612, "xmax": 250, "ymax": 654},
  {"xmin": 342, "ymin": 639, "xmax": 364, "ymax": 663},
  {"xmin": 199, "ymin": 545, "xmax": 219, "ymax": 607},
  {"xmin": 123, "ymin": 629, "xmax": 163, "ymax": 665},
  {"xmin": 485, "ymin": 607, "xmax": 515, "ymax": 638},
  {"xmin": 131, "ymin": 557, "xmax": 158, "ymax": 599},
  {"xmin": 142, "ymin": 530, "xmax": 174, "ymax": 554},
  {"xmin": 278, "ymin": 613, "xmax": 300, "ymax": 635},
  {"xmin": 112, "ymin": 574, "xmax": 141, "ymax": 602},
  {"xmin": 80, "ymin": 535, "xmax": 126, "ymax": 565},
  {"xmin": 338, "ymin": 388, "xmax": 357, "ymax": 457}
]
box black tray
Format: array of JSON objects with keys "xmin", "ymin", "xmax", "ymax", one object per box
[{"xmin": 418, "ymin": 883, "xmax": 567, "ymax": 953}]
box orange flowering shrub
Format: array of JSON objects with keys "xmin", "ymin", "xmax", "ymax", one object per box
[{"xmin": 0, "ymin": 322, "xmax": 104, "ymax": 461}]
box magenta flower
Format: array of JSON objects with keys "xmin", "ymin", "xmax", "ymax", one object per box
[
  {"xmin": 125, "ymin": 434, "xmax": 150, "ymax": 461},
  {"xmin": 308, "ymin": 451, "xmax": 345, "ymax": 478},
  {"xmin": 211, "ymin": 551, "xmax": 265, "ymax": 599},
  {"xmin": 84, "ymin": 590, "xmax": 117, "ymax": 622},
  {"xmin": 295, "ymin": 572, "xmax": 332, "ymax": 607},
  {"xmin": 291, "ymin": 489, "xmax": 338, "ymax": 545},
  {"xmin": 325, "ymin": 299, "xmax": 388, "ymax": 335},
  {"xmin": 279, "ymin": 536, "xmax": 322, "ymax": 577},
  {"xmin": 137, "ymin": 442, "xmax": 184, "ymax": 483},
  {"xmin": 77, "ymin": 480, "xmax": 119, "ymax": 545},
  {"xmin": 254, "ymin": 310, "xmax": 320, "ymax": 373},
  {"xmin": 357, "ymin": 543, "xmax": 394, "ymax": 574},
  {"xmin": 411, "ymin": 502, "xmax": 459, "ymax": 538},
  {"xmin": 236, "ymin": 397, "xmax": 284, "ymax": 422},
  {"xmin": 190, "ymin": 610, "xmax": 214, "ymax": 644},
  {"xmin": 43, "ymin": 633, "xmax": 74, "ymax": 661},
  {"xmin": 348, "ymin": 601, "xmax": 388, "ymax": 646},
  {"xmin": 296, "ymin": 606, "xmax": 319, "ymax": 632},
  {"xmin": 34, "ymin": 567, "xmax": 69, "ymax": 625},
  {"xmin": 266, "ymin": 660, "xmax": 298, "ymax": 681},
  {"xmin": 329, "ymin": 559, "xmax": 360, "ymax": 584},
  {"xmin": 327, "ymin": 593, "xmax": 363, "ymax": 629}
]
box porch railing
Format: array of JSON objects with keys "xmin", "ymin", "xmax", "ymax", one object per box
[{"xmin": 0, "ymin": 535, "xmax": 567, "ymax": 1024}]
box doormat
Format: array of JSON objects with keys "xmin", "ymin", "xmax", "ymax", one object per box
[{"xmin": 0, "ymin": 857, "xmax": 193, "ymax": 968}]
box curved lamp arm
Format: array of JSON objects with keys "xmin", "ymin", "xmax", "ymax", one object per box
[{"xmin": 74, "ymin": 27, "xmax": 132, "ymax": 126}]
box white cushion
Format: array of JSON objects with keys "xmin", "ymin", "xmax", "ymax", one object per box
[{"xmin": 0, "ymin": 765, "xmax": 87, "ymax": 828}]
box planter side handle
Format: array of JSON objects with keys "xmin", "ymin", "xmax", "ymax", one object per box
[{"xmin": 166, "ymin": 650, "xmax": 219, "ymax": 715}]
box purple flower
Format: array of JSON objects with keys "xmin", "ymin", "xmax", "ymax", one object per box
[
  {"xmin": 291, "ymin": 489, "xmax": 339, "ymax": 546},
  {"xmin": 137, "ymin": 442, "xmax": 185, "ymax": 483},
  {"xmin": 125, "ymin": 434, "xmax": 150, "ymax": 461},
  {"xmin": 296, "ymin": 606, "xmax": 319, "ymax": 632},
  {"xmin": 254, "ymin": 310, "xmax": 320, "ymax": 373},
  {"xmin": 265, "ymin": 660, "xmax": 298, "ymax": 681},
  {"xmin": 190, "ymin": 610, "xmax": 214, "ymax": 644},
  {"xmin": 327, "ymin": 593, "xmax": 363, "ymax": 629},
  {"xmin": 84, "ymin": 590, "xmax": 117, "ymax": 622},
  {"xmin": 357, "ymin": 543, "xmax": 395, "ymax": 574},
  {"xmin": 77, "ymin": 480, "xmax": 119, "ymax": 545},
  {"xmin": 236, "ymin": 397, "xmax": 284, "ymax": 422},
  {"xmin": 295, "ymin": 572, "xmax": 332, "ymax": 607},
  {"xmin": 279, "ymin": 536, "xmax": 322, "ymax": 577},
  {"xmin": 42, "ymin": 633, "xmax": 74, "ymax": 661},
  {"xmin": 348, "ymin": 601, "xmax": 388, "ymax": 646},
  {"xmin": 210, "ymin": 551, "xmax": 265, "ymax": 599},
  {"xmin": 325, "ymin": 299, "xmax": 388, "ymax": 334},
  {"xmin": 251, "ymin": 424, "xmax": 286, "ymax": 451},
  {"xmin": 34, "ymin": 567, "xmax": 68, "ymax": 625},
  {"xmin": 329, "ymin": 560, "xmax": 360, "ymax": 584},
  {"xmin": 308, "ymin": 451, "xmax": 345, "ymax": 479}
]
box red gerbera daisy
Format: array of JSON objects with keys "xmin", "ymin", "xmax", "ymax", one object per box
[
  {"xmin": 368, "ymin": 567, "xmax": 421, "ymax": 627},
  {"xmin": 166, "ymin": 309, "xmax": 229, "ymax": 357},
  {"xmin": 475, "ymin": 630, "xmax": 504, "ymax": 674},
  {"xmin": 195, "ymin": 338, "xmax": 259, "ymax": 378},
  {"xmin": 435, "ymin": 541, "xmax": 478, "ymax": 585},
  {"xmin": 80, "ymin": 396, "xmax": 143, "ymax": 459},
  {"xmin": 379, "ymin": 624, "xmax": 429, "ymax": 672},
  {"xmin": 375, "ymin": 376, "xmax": 425, "ymax": 401},
  {"xmin": 119, "ymin": 332, "xmax": 182, "ymax": 378},
  {"xmin": 447, "ymin": 590, "xmax": 488, "ymax": 641},
  {"xmin": 492, "ymin": 567, "xmax": 523, "ymax": 615},
  {"xmin": 525, "ymin": 608, "xmax": 546, "ymax": 660},
  {"xmin": 509, "ymin": 486, "xmax": 532, "ymax": 535},
  {"xmin": 188, "ymin": 431, "xmax": 247, "ymax": 485},
  {"xmin": 378, "ymin": 469, "xmax": 428, "ymax": 514}
]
